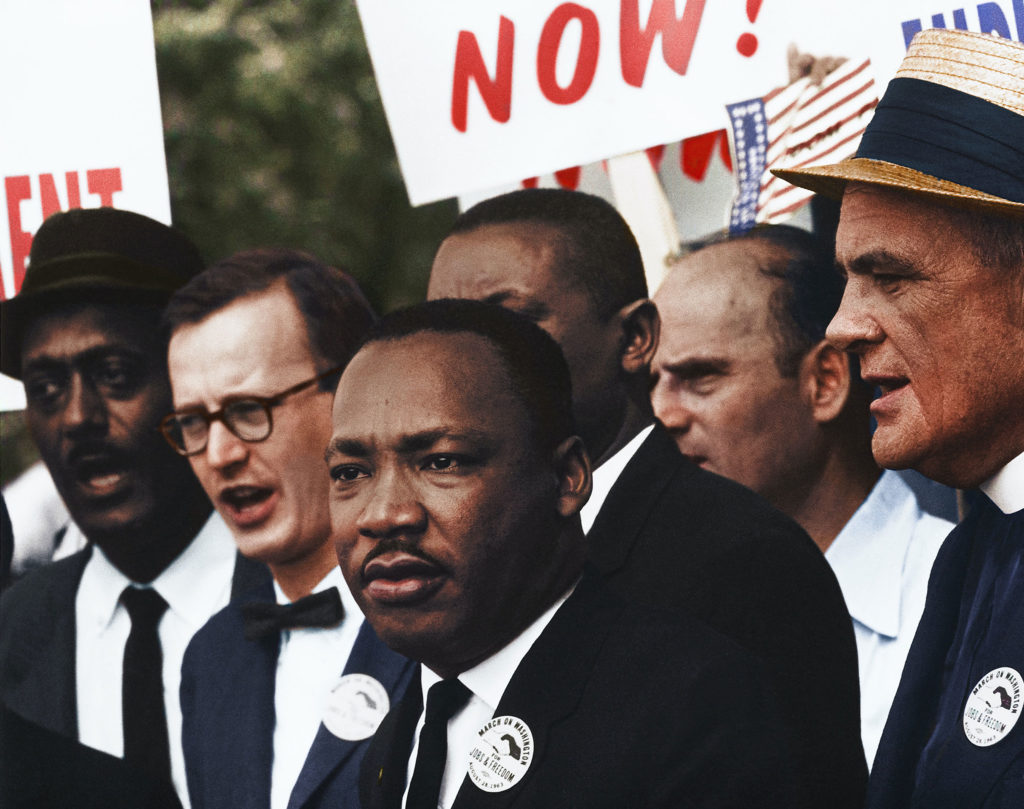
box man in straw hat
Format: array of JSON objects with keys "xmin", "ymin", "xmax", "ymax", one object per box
[
  {"xmin": 0, "ymin": 208, "xmax": 265, "ymax": 806},
  {"xmin": 775, "ymin": 28, "xmax": 1024, "ymax": 809}
]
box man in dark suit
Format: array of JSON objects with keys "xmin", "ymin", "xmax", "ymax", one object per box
[
  {"xmin": 327, "ymin": 299, "xmax": 798, "ymax": 809},
  {"xmin": 776, "ymin": 27, "xmax": 1024, "ymax": 808},
  {"xmin": 427, "ymin": 188, "xmax": 865, "ymax": 807},
  {"xmin": 0, "ymin": 208, "xmax": 265, "ymax": 808},
  {"xmin": 164, "ymin": 249, "xmax": 415, "ymax": 809}
]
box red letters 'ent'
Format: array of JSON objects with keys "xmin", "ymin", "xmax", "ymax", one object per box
[
  {"xmin": 5, "ymin": 175, "xmax": 33, "ymax": 295},
  {"xmin": 451, "ymin": 16, "xmax": 515, "ymax": 133},
  {"xmin": 537, "ymin": 3, "xmax": 600, "ymax": 105},
  {"xmin": 87, "ymin": 168, "xmax": 123, "ymax": 207}
]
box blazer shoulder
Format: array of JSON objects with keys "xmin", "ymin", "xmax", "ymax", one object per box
[{"xmin": 0, "ymin": 550, "xmax": 90, "ymax": 633}]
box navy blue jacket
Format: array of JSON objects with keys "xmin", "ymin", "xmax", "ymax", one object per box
[{"xmin": 180, "ymin": 577, "xmax": 415, "ymax": 809}]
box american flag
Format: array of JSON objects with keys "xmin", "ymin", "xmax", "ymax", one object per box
[{"xmin": 728, "ymin": 57, "xmax": 878, "ymax": 233}]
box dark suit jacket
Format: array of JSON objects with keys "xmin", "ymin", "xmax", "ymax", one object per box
[
  {"xmin": 587, "ymin": 425, "xmax": 866, "ymax": 809},
  {"xmin": 866, "ymin": 499, "xmax": 1024, "ymax": 809},
  {"xmin": 180, "ymin": 580, "xmax": 415, "ymax": 809},
  {"xmin": 0, "ymin": 544, "xmax": 268, "ymax": 739},
  {"xmin": 360, "ymin": 573, "xmax": 797, "ymax": 809},
  {"xmin": 0, "ymin": 704, "xmax": 182, "ymax": 809}
]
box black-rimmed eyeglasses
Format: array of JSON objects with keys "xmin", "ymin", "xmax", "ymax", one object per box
[{"xmin": 160, "ymin": 366, "xmax": 343, "ymax": 456}]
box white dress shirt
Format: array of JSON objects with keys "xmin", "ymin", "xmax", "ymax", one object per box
[
  {"xmin": 74, "ymin": 511, "xmax": 237, "ymax": 808},
  {"xmin": 403, "ymin": 584, "xmax": 577, "ymax": 809},
  {"xmin": 270, "ymin": 566, "xmax": 365, "ymax": 809},
  {"xmin": 825, "ymin": 470, "xmax": 954, "ymax": 766},
  {"xmin": 580, "ymin": 424, "xmax": 654, "ymax": 533},
  {"xmin": 981, "ymin": 448, "xmax": 1024, "ymax": 514}
]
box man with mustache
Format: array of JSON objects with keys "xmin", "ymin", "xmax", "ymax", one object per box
[
  {"xmin": 328, "ymin": 299, "xmax": 797, "ymax": 809},
  {"xmin": 164, "ymin": 249, "xmax": 414, "ymax": 809},
  {"xmin": 427, "ymin": 188, "xmax": 865, "ymax": 807},
  {"xmin": 0, "ymin": 208, "xmax": 265, "ymax": 806}
]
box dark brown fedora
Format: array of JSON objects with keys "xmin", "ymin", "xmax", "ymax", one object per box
[{"xmin": 0, "ymin": 207, "xmax": 204, "ymax": 379}]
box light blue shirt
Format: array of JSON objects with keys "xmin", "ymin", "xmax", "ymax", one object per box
[{"xmin": 825, "ymin": 469, "xmax": 954, "ymax": 767}]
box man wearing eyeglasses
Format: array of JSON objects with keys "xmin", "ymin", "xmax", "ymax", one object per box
[
  {"xmin": 164, "ymin": 249, "xmax": 414, "ymax": 809},
  {"xmin": 0, "ymin": 208, "xmax": 267, "ymax": 809}
]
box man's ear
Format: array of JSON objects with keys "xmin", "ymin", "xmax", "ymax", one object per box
[
  {"xmin": 552, "ymin": 436, "xmax": 592, "ymax": 518},
  {"xmin": 616, "ymin": 299, "xmax": 660, "ymax": 374},
  {"xmin": 800, "ymin": 339, "xmax": 851, "ymax": 424}
]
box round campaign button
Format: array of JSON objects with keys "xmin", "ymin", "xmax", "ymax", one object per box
[
  {"xmin": 963, "ymin": 667, "xmax": 1023, "ymax": 747},
  {"xmin": 466, "ymin": 715, "xmax": 534, "ymax": 793},
  {"xmin": 323, "ymin": 673, "xmax": 390, "ymax": 741}
]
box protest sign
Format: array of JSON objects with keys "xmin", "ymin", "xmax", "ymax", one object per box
[
  {"xmin": 0, "ymin": 0, "xmax": 170, "ymax": 409},
  {"xmin": 360, "ymin": 0, "xmax": 1024, "ymax": 206}
]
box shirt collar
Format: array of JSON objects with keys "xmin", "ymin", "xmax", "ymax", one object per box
[
  {"xmin": 420, "ymin": 581, "xmax": 578, "ymax": 711},
  {"xmin": 78, "ymin": 511, "xmax": 236, "ymax": 633},
  {"xmin": 580, "ymin": 424, "xmax": 654, "ymax": 534},
  {"xmin": 981, "ymin": 449, "xmax": 1024, "ymax": 515},
  {"xmin": 826, "ymin": 470, "xmax": 919, "ymax": 639}
]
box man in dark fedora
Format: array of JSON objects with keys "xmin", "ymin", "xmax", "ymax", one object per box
[
  {"xmin": 776, "ymin": 28, "xmax": 1024, "ymax": 809},
  {"xmin": 329, "ymin": 299, "xmax": 798, "ymax": 809},
  {"xmin": 0, "ymin": 207, "xmax": 265, "ymax": 807}
]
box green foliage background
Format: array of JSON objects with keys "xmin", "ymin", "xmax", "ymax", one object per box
[
  {"xmin": 2, "ymin": 0, "xmax": 456, "ymax": 484},
  {"xmin": 153, "ymin": 0, "xmax": 456, "ymax": 313}
]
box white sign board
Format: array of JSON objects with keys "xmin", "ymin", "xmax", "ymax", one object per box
[
  {"xmin": 359, "ymin": 0, "xmax": 1024, "ymax": 206},
  {"xmin": 0, "ymin": 0, "xmax": 171, "ymax": 409}
]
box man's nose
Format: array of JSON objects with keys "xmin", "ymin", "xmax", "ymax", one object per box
[
  {"xmin": 63, "ymin": 374, "xmax": 108, "ymax": 436},
  {"xmin": 204, "ymin": 419, "xmax": 248, "ymax": 471},
  {"xmin": 355, "ymin": 468, "xmax": 427, "ymax": 540},
  {"xmin": 650, "ymin": 376, "xmax": 693, "ymax": 433},
  {"xmin": 826, "ymin": 281, "xmax": 884, "ymax": 353}
]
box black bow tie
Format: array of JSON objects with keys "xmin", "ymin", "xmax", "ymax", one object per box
[{"xmin": 241, "ymin": 587, "xmax": 345, "ymax": 640}]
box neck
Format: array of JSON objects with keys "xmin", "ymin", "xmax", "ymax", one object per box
[
  {"xmin": 780, "ymin": 439, "xmax": 881, "ymax": 554},
  {"xmin": 425, "ymin": 531, "xmax": 587, "ymax": 680},
  {"xmin": 592, "ymin": 392, "xmax": 654, "ymax": 469},
  {"xmin": 270, "ymin": 538, "xmax": 339, "ymax": 602},
  {"xmin": 99, "ymin": 487, "xmax": 213, "ymax": 584}
]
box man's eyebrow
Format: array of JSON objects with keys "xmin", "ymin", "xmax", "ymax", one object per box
[
  {"xmin": 842, "ymin": 250, "xmax": 916, "ymax": 276},
  {"xmin": 22, "ymin": 345, "xmax": 148, "ymax": 373},
  {"xmin": 324, "ymin": 429, "xmax": 493, "ymax": 464},
  {"xmin": 325, "ymin": 438, "xmax": 368, "ymax": 464},
  {"xmin": 480, "ymin": 291, "xmax": 550, "ymax": 319},
  {"xmin": 394, "ymin": 429, "xmax": 491, "ymax": 454},
  {"xmin": 663, "ymin": 358, "xmax": 729, "ymax": 378}
]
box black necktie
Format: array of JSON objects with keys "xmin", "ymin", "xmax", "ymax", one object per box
[
  {"xmin": 120, "ymin": 586, "xmax": 170, "ymax": 782},
  {"xmin": 240, "ymin": 587, "xmax": 345, "ymax": 640},
  {"xmin": 407, "ymin": 679, "xmax": 473, "ymax": 809}
]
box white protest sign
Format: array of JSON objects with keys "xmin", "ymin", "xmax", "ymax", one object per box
[
  {"xmin": 0, "ymin": 0, "xmax": 171, "ymax": 409},
  {"xmin": 356, "ymin": 0, "xmax": 865, "ymax": 206},
  {"xmin": 360, "ymin": 0, "xmax": 1024, "ymax": 207}
]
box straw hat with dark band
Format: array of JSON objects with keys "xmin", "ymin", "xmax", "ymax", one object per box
[
  {"xmin": 0, "ymin": 207, "xmax": 204, "ymax": 379},
  {"xmin": 773, "ymin": 28, "xmax": 1024, "ymax": 218}
]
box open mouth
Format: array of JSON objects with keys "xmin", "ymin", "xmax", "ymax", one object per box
[
  {"xmin": 219, "ymin": 485, "xmax": 277, "ymax": 527},
  {"xmin": 70, "ymin": 453, "xmax": 133, "ymax": 500},
  {"xmin": 362, "ymin": 552, "xmax": 446, "ymax": 605}
]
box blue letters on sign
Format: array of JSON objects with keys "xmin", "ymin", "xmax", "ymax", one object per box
[{"xmin": 901, "ymin": 1, "xmax": 1024, "ymax": 49}]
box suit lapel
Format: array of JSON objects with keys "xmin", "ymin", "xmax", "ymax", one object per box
[
  {"xmin": 204, "ymin": 580, "xmax": 279, "ymax": 809},
  {"xmin": 451, "ymin": 576, "xmax": 620, "ymax": 809},
  {"xmin": 587, "ymin": 426, "xmax": 693, "ymax": 575},
  {"xmin": 4, "ymin": 549, "xmax": 90, "ymax": 738},
  {"xmin": 287, "ymin": 620, "xmax": 416, "ymax": 809}
]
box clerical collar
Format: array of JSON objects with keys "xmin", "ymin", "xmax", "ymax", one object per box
[{"xmin": 980, "ymin": 449, "xmax": 1024, "ymax": 515}]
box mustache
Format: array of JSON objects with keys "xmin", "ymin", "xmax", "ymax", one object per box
[
  {"xmin": 65, "ymin": 440, "xmax": 134, "ymax": 468},
  {"xmin": 360, "ymin": 538, "xmax": 443, "ymax": 576}
]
